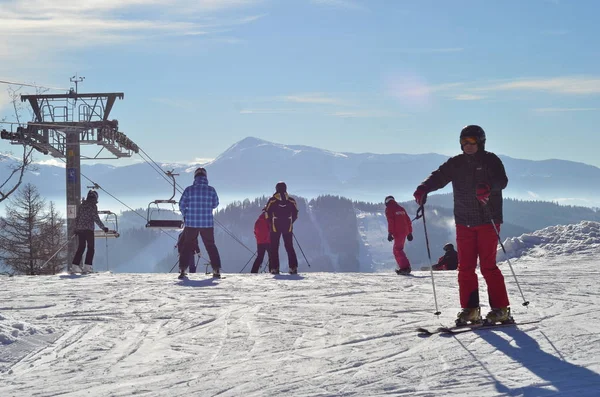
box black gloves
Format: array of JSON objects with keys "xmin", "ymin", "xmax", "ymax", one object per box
[
  {"xmin": 407, "ymin": 233, "xmax": 413, "ymax": 242},
  {"xmin": 387, "ymin": 233, "xmax": 394, "ymax": 242},
  {"xmin": 103, "ymin": 227, "xmax": 109, "ymax": 233}
]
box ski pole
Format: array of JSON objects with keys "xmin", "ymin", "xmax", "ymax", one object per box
[
  {"xmin": 169, "ymin": 259, "xmax": 180, "ymax": 273},
  {"xmin": 483, "ymin": 206, "xmax": 530, "ymax": 306},
  {"xmin": 240, "ymin": 251, "xmax": 257, "ymax": 273},
  {"xmin": 262, "ymin": 258, "xmax": 270, "ymax": 273},
  {"xmin": 292, "ymin": 233, "xmax": 311, "ymax": 268},
  {"xmin": 42, "ymin": 234, "xmax": 76, "ymax": 274},
  {"xmin": 415, "ymin": 205, "xmax": 441, "ymax": 316}
]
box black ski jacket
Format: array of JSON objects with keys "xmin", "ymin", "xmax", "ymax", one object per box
[
  {"xmin": 74, "ymin": 199, "xmax": 106, "ymax": 231},
  {"xmin": 418, "ymin": 150, "xmax": 508, "ymax": 226},
  {"xmin": 265, "ymin": 192, "xmax": 299, "ymax": 233},
  {"xmin": 437, "ymin": 249, "xmax": 458, "ymax": 270}
]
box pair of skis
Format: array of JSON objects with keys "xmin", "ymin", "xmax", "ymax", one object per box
[{"xmin": 417, "ymin": 319, "xmax": 541, "ymax": 336}]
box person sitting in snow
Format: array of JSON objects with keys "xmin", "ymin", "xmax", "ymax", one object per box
[
  {"xmin": 250, "ymin": 208, "xmax": 271, "ymax": 273},
  {"xmin": 432, "ymin": 243, "xmax": 458, "ymax": 271},
  {"xmin": 71, "ymin": 190, "xmax": 109, "ymax": 274},
  {"xmin": 384, "ymin": 195, "xmax": 413, "ymax": 275}
]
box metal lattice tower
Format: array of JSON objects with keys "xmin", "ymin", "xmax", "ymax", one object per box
[{"xmin": 0, "ymin": 78, "xmax": 139, "ymax": 269}]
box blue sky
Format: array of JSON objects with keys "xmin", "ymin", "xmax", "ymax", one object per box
[{"xmin": 1, "ymin": 0, "xmax": 600, "ymax": 167}]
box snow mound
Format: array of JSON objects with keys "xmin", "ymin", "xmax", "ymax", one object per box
[
  {"xmin": 499, "ymin": 220, "xmax": 600, "ymax": 260},
  {"xmin": 0, "ymin": 312, "xmax": 53, "ymax": 345}
]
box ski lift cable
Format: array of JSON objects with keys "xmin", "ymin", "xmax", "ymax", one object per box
[
  {"xmin": 55, "ymin": 157, "xmax": 178, "ymax": 242},
  {"xmin": 136, "ymin": 149, "xmax": 182, "ymax": 192},
  {"xmin": 134, "ymin": 146, "xmax": 253, "ymax": 252},
  {"xmin": 0, "ymin": 79, "xmax": 69, "ymax": 91},
  {"xmin": 79, "ymin": 171, "xmax": 179, "ymax": 242}
]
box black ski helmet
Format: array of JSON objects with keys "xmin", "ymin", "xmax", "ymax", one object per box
[
  {"xmin": 384, "ymin": 195, "xmax": 395, "ymax": 205},
  {"xmin": 276, "ymin": 181, "xmax": 287, "ymax": 193},
  {"xmin": 194, "ymin": 167, "xmax": 207, "ymax": 178},
  {"xmin": 443, "ymin": 243, "xmax": 454, "ymax": 251},
  {"xmin": 460, "ymin": 125, "xmax": 486, "ymax": 151},
  {"xmin": 87, "ymin": 190, "xmax": 98, "ymax": 203}
]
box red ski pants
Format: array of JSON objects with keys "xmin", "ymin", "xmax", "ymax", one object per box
[
  {"xmin": 392, "ymin": 235, "xmax": 411, "ymax": 270},
  {"xmin": 456, "ymin": 223, "xmax": 510, "ymax": 309}
]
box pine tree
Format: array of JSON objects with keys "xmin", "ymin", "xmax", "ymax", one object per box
[
  {"xmin": 39, "ymin": 201, "xmax": 67, "ymax": 274},
  {"xmin": 0, "ymin": 183, "xmax": 61, "ymax": 275}
]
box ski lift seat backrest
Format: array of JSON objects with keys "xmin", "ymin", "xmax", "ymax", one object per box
[
  {"xmin": 95, "ymin": 210, "xmax": 120, "ymax": 238},
  {"xmin": 146, "ymin": 199, "xmax": 184, "ymax": 229}
]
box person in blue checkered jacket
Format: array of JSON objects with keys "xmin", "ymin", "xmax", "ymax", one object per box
[{"xmin": 178, "ymin": 167, "xmax": 222, "ymax": 278}]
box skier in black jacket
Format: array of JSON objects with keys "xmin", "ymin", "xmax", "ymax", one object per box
[
  {"xmin": 413, "ymin": 125, "xmax": 511, "ymax": 325},
  {"xmin": 71, "ymin": 190, "xmax": 108, "ymax": 274},
  {"xmin": 264, "ymin": 182, "xmax": 299, "ymax": 275}
]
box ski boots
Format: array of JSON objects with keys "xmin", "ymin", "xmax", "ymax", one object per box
[
  {"xmin": 212, "ymin": 268, "xmax": 221, "ymax": 279},
  {"xmin": 395, "ymin": 267, "xmax": 411, "ymax": 275},
  {"xmin": 484, "ymin": 307, "xmax": 514, "ymax": 325},
  {"xmin": 82, "ymin": 265, "xmax": 93, "ymax": 274},
  {"xmin": 289, "ymin": 267, "xmax": 298, "ymax": 275},
  {"xmin": 455, "ymin": 307, "xmax": 483, "ymax": 326},
  {"xmin": 70, "ymin": 265, "xmax": 83, "ymax": 274},
  {"xmin": 270, "ymin": 268, "xmax": 280, "ymax": 275},
  {"xmin": 178, "ymin": 271, "xmax": 187, "ymax": 280}
]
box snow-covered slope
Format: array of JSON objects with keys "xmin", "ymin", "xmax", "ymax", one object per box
[{"xmin": 1, "ymin": 221, "xmax": 600, "ymax": 396}]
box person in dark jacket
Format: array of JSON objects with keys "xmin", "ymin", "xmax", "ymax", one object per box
[
  {"xmin": 432, "ymin": 243, "xmax": 458, "ymax": 271},
  {"xmin": 384, "ymin": 196, "xmax": 414, "ymax": 275},
  {"xmin": 264, "ymin": 182, "xmax": 299, "ymax": 275},
  {"xmin": 177, "ymin": 231, "xmax": 201, "ymax": 277},
  {"xmin": 250, "ymin": 209, "xmax": 271, "ymax": 273},
  {"xmin": 413, "ymin": 125, "xmax": 511, "ymax": 325},
  {"xmin": 71, "ymin": 190, "xmax": 108, "ymax": 274},
  {"xmin": 179, "ymin": 167, "xmax": 222, "ymax": 278}
]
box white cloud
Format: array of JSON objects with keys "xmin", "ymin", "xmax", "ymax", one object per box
[
  {"xmin": 454, "ymin": 94, "xmax": 485, "ymax": 101},
  {"xmin": 328, "ymin": 110, "xmax": 396, "ymax": 118},
  {"xmin": 240, "ymin": 108, "xmax": 307, "ymax": 114},
  {"xmin": 427, "ymin": 77, "xmax": 600, "ymax": 101},
  {"xmin": 390, "ymin": 48, "xmax": 464, "ymax": 54},
  {"xmin": 34, "ymin": 158, "xmax": 66, "ymax": 167},
  {"xmin": 482, "ymin": 77, "xmax": 600, "ymax": 95},
  {"xmin": 0, "ymin": 0, "xmax": 264, "ymax": 62},
  {"xmin": 310, "ymin": 0, "xmax": 367, "ymax": 11},
  {"xmin": 533, "ymin": 107, "xmax": 599, "ymax": 112},
  {"xmin": 282, "ymin": 93, "xmax": 345, "ymax": 105}
]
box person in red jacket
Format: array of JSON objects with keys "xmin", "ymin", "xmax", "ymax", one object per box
[
  {"xmin": 251, "ymin": 209, "xmax": 271, "ymax": 273},
  {"xmin": 384, "ymin": 196, "xmax": 413, "ymax": 275}
]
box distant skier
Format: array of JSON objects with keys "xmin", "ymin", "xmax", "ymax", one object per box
[
  {"xmin": 384, "ymin": 196, "xmax": 413, "ymax": 275},
  {"xmin": 71, "ymin": 190, "xmax": 109, "ymax": 274},
  {"xmin": 432, "ymin": 243, "xmax": 458, "ymax": 271},
  {"xmin": 179, "ymin": 167, "xmax": 222, "ymax": 279},
  {"xmin": 264, "ymin": 182, "xmax": 299, "ymax": 275},
  {"xmin": 250, "ymin": 209, "xmax": 271, "ymax": 273},
  {"xmin": 413, "ymin": 125, "xmax": 511, "ymax": 325},
  {"xmin": 177, "ymin": 231, "xmax": 201, "ymax": 278}
]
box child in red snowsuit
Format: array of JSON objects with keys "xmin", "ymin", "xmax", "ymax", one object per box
[
  {"xmin": 251, "ymin": 210, "xmax": 271, "ymax": 273},
  {"xmin": 384, "ymin": 196, "xmax": 413, "ymax": 274}
]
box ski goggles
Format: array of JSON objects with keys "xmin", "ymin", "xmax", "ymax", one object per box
[{"xmin": 460, "ymin": 136, "xmax": 479, "ymax": 146}]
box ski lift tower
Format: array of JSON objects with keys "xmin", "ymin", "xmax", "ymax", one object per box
[{"xmin": 0, "ymin": 77, "xmax": 139, "ymax": 268}]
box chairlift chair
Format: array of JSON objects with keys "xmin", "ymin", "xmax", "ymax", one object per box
[
  {"xmin": 95, "ymin": 210, "xmax": 120, "ymax": 238},
  {"xmin": 145, "ymin": 170, "xmax": 184, "ymax": 229}
]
